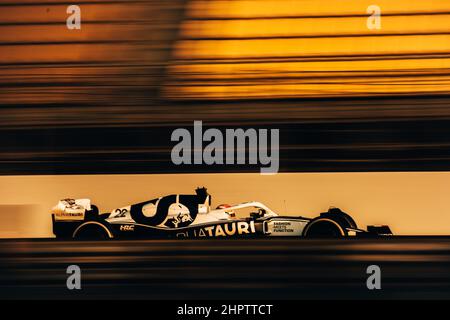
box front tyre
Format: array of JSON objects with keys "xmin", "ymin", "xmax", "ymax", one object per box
[{"xmin": 303, "ymin": 218, "xmax": 345, "ymax": 238}]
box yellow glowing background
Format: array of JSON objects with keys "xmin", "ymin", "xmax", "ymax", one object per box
[
  {"xmin": 2, "ymin": 0, "xmax": 450, "ymax": 102},
  {"xmin": 166, "ymin": 0, "xmax": 450, "ymax": 99},
  {"xmin": 0, "ymin": 1, "xmax": 184, "ymax": 106}
]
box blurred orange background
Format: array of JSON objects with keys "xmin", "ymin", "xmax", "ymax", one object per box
[{"xmin": 2, "ymin": 0, "xmax": 450, "ymax": 103}]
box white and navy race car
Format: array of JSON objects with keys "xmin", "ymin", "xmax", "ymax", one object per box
[{"xmin": 52, "ymin": 187, "xmax": 392, "ymax": 239}]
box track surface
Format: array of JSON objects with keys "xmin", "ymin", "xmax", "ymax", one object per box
[{"xmin": 1, "ymin": 238, "xmax": 450, "ymax": 299}]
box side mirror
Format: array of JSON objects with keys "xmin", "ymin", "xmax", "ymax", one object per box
[
  {"xmin": 250, "ymin": 209, "xmax": 266, "ymax": 219},
  {"xmin": 250, "ymin": 212, "xmax": 259, "ymax": 219}
]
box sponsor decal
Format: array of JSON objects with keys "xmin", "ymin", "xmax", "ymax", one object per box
[
  {"xmin": 272, "ymin": 221, "xmax": 294, "ymax": 233},
  {"xmin": 164, "ymin": 209, "xmax": 194, "ymax": 228},
  {"xmin": 53, "ymin": 209, "xmax": 85, "ymax": 221},
  {"xmin": 56, "ymin": 211, "xmax": 84, "ymax": 218},
  {"xmin": 176, "ymin": 221, "xmax": 256, "ymax": 238},
  {"xmin": 120, "ymin": 224, "xmax": 135, "ymax": 231}
]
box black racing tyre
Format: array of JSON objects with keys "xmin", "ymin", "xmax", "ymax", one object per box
[
  {"xmin": 320, "ymin": 208, "xmax": 357, "ymax": 230},
  {"xmin": 303, "ymin": 218, "xmax": 345, "ymax": 238},
  {"xmin": 73, "ymin": 222, "xmax": 112, "ymax": 240}
]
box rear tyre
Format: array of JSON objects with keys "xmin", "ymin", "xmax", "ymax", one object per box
[
  {"xmin": 303, "ymin": 218, "xmax": 345, "ymax": 238},
  {"xmin": 73, "ymin": 222, "xmax": 112, "ymax": 240}
]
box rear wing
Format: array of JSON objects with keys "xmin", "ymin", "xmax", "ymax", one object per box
[{"xmin": 52, "ymin": 198, "xmax": 92, "ymax": 221}]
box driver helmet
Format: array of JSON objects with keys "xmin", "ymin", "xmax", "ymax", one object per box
[{"xmin": 216, "ymin": 204, "xmax": 236, "ymax": 218}]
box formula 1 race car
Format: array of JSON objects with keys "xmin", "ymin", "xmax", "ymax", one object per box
[{"xmin": 52, "ymin": 187, "xmax": 392, "ymax": 239}]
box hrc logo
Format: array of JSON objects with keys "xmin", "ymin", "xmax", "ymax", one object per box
[{"xmin": 120, "ymin": 224, "xmax": 135, "ymax": 232}]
